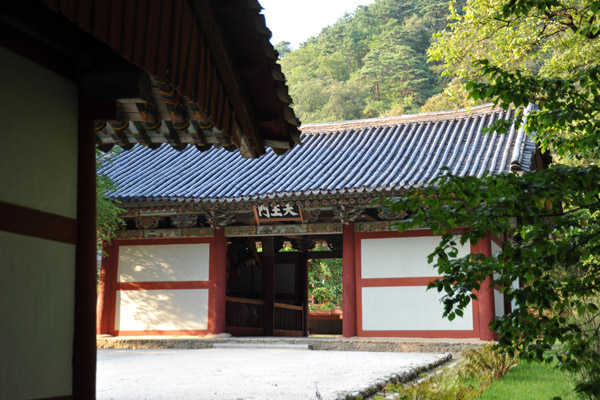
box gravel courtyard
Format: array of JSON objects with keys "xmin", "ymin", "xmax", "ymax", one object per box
[{"xmin": 97, "ymin": 347, "xmax": 449, "ymax": 400}]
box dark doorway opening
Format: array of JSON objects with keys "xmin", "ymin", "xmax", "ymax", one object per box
[{"xmin": 224, "ymin": 234, "xmax": 342, "ymax": 336}]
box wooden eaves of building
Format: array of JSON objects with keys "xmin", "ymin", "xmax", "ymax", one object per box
[
  {"xmin": 0, "ymin": 1, "xmax": 299, "ymax": 399},
  {"xmin": 98, "ymin": 104, "xmax": 543, "ymax": 343}
]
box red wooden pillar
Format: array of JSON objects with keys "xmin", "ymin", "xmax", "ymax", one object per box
[
  {"xmin": 471, "ymin": 232, "xmax": 497, "ymax": 341},
  {"xmin": 342, "ymin": 223, "xmax": 357, "ymax": 338},
  {"xmin": 262, "ymin": 236, "xmax": 275, "ymax": 336},
  {"xmin": 211, "ymin": 228, "xmax": 227, "ymax": 334},
  {"xmin": 97, "ymin": 240, "xmax": 118, "ymax": 334}
]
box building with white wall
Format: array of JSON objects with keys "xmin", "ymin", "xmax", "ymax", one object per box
[{"xmin": 98, "ymin": 104, "xmax": 543, "ymax": 342}]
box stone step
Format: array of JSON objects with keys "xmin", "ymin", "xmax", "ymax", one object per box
[
  {"xmin": 97, "ymin": 336, "xmax": 485, "ymax": 358},
  {"xmin": 212, "ymin": 342, "xmax": 309, "ymax": 350}
]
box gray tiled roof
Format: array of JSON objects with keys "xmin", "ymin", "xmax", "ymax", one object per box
[{"xmin": 103, "ymin": 104, "xmax": 537, "ymax": 203}]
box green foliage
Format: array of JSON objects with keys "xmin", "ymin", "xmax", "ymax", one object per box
[
  {"xmin": 308, "ymin": 251, "xmax": 342, "ymax": 311},
  {"xmin": 428, "ymin": 0, "xmax": 600, "ymax": 112},
  {"xmin": 280, "ymin": 0, "xmax": 457, "ymax": 123},
  {"xmin": 378, "ymin": 367, "xmax": 477, "ymax": 400},
  {"xmin": 386, "ymin": 0, "xmax": 600, "ymax": 396},
  {"xmin": 274, "ymin": 41, "xmax": 292, "ymax": 58},
  {"xmin": 96, "ymin": 149, "xmax": 125, "ymax": 249},
  {"xmin": 420, "ymin": 76, "xmax": 484, "ymax": 112},
  {"xmin": 462, "ymin": 344, "xmax": 518, "ymax": 381},
  {"xmin": 385, "ymin": 165, "xmax": 600, "ymax": 396},
  {"xmin": 376, "ymin": 345, "xmax": 517, "ymax": 399}
]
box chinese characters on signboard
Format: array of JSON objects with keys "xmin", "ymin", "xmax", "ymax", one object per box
[{"xmin": 253, "ymin": 202, "xmax": 303, "ymax": 225}]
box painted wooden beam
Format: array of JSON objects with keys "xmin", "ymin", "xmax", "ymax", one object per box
[
  {"xmin": 211, "ymin": 228, "xmax": 227, "ymax": 333},
  {"xmin": 189, "ymin": 0, "xmax": 263, "ymax": 157}
]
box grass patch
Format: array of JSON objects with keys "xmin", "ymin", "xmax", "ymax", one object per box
[
  {"xmin": 479, "ymin": 360, "xmax": 579, "ymax": 400},
  {"xmin": 375, "ymin": 345, "xmax": 582, "ymax": 400}
]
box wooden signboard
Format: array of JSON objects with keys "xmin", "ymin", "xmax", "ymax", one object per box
[{"xmin": 253, "ymin": 202, "xmax": 304, "ymax": 225}]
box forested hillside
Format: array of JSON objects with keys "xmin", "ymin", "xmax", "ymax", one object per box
[{"xmin": 276, "ymin": 0, "xmax": 464, "ymax": 123}]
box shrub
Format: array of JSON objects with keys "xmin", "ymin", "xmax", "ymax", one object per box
[{"xmin": 462, "ymin": 344, "xmax": 519, "ymax": 381}]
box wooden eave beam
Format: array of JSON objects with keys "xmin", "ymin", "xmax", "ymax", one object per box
[
  {"xmin": 188, "ymin": 0, "xmax": 264, "ymax": 158},
  {"xmin": 306, "ymin": 250, "xmax": 343, "ymax": 259},
  {"xmin": 263, "ymin": 138, "xmax": 291, "ymax": 150},
  {"xmin": 80, "ymin": 71, "xmax": 152, "ymax": 102}
]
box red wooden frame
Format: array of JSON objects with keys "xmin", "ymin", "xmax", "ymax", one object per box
[
  {"xmin": 114, "ymin": 330, "xmax": 210, "ymax": 336},
  {"xmin": 490, "ymin": 233, "xmax": 504, "ymax": 247},
  {"xmin": 116, "ymin": 281, "xmax": 212, "ymax": 290},
  {"xmin": 98, "ymin": 236, "xmax": 220, "ymax": 337},
  {"xmin": 354, "ymin": 229, "xmax": 481, "ymax": 339},
  {"xmin": 0, "ymin": 200, "xmax": 77, "ymax": 244},
  {"xmin": 471, "ymin": 232, "xmax": 497, "ymax": 340}
]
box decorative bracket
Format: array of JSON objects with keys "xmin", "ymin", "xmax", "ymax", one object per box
[
  {"xmin": 333, "ymin": 205, "xmax": 364, "ymax": 224},
  {"xmin": 205, "ymin": 210, "xmax": 236, "ymax": 227},
  {"xmin": 170, "ymin": 214, "xmax": 198, "ymax": 228}
]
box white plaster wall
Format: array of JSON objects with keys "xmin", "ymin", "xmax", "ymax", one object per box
[
  {"xmin": 361, "ymin": 236, "xmax": 469, "ymax": 278},
  {"xmin": 115, "ymin": 289, "xmax": 209, "ymax": 331},
  {"xmin": 118, "ymin": 244, "xmax": 210, "ymax": 282},
  {"xmin": 493, "ymin": 272, "xmax": 504, "ymax": 317},
  {"xmin": 0, "ymin": 232, "xmax": 75, "ymax": 399},
  {"xmin": 492, "ymin": 245, "xmax": 505, "ymax": 317},
  {"xmin": 494, "ymin": 289, "xmax": 505, "ymax": 317},
  {"xmin": 0, "ymin": 46, "xmax": 77, "ymax": 218},
  {"xmin": 362, "ymin": 286, "xmax": 473, "ymax": 331},
  {"xmin": 275, "ymin": 263, "xmax": 295, "ymax": 294},
  {"xmin": 511, "ymin": 279, "xmax": 520, "ymax": 311},
  {"xmin": 0, "ymin": 47, "xmax": 77, "ymax": 399},
  {"xmin": 491, "ymin": 241, "xmax": 501, "ymax": 256}
]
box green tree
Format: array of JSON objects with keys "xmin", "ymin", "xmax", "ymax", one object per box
[
  {"xmin": 96, "ymin": 149, "xmax": 124, "ymax": 250},
  {"xmin": 388, "ymin": 0, "xmax": 600, "ymax": 396},
  {"xmin": 425, "ymin": 0, "xmax": 600, "ymax": 112},
  {"xmin": 280, "ymin": 0, "xmax": 456, "ymax": 123},
  {"xmin": 308, "ymin": 254, "xmax": 343, "ymax": 311},
  {"xmin": 360, "ymin": 23, "xmax": 437, "ymax": 115},
  {"xmin": 274, "ymin": 41, "xmax": 292, "ymax": 58}
]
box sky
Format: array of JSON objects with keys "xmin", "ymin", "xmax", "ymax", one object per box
[{"xmin": 259, "ymin": 0, "xmax": 376, "ymax": 49}]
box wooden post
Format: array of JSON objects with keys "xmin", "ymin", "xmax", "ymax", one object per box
[
  {"xmin": 300, "ymin": 252, "xmax": 309, "ymax": 337},
  {"xmin": 342, "ymin": 223, "xmax": 357, "ymax": 338},
  {"xmin": 262, "ymin": 236, "xmax": 275, "ymax": 336},
  {"xmin": 471, "ymin": 232, "xmax": 497, "ymax": 341},
  {"xmin": 211, "ymin": 228, "xmax": 227, "ymax": 333},
  {"xmin": 96, "ymin": 240, "xmax": 117, "ymax": 334},
  {"xmin": 73, "ymin": 99, "xmax": 97, "ymax": 399}
]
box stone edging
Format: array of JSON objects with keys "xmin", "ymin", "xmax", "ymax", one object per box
[{"xmin": 339, "ymin": 353, "xmax": 452, "ymax": 400}]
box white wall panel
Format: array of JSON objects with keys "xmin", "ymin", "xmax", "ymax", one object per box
[
  {"xmin": 494, "ymin": 289, "xmax": 505, "ymax": 317},
  {"xmin": 362, "ymin": 286, "xmax": 473, "ymax": 331},
  {"xmin": 0, "ymin": 47, "xmax": 77, "ymax": 399},
  {"xmin": 511, "ymin": 279, "xmax": 520, "ymax": 311},
  {"xmin": 0, "ymin": 46, "xmax": 77, "ymax": 219},
  {"xmin": 492, "ymin": 241, "xmax": 501, "ymax": 256},
  {"xmin": 361, "ymin": 236, "xmax": 469, "ymax": 279},
  {"xmin": 118, "ymin": 244, "xmax": 210, "ymax": 282},
  {"xmin": 0, "ymin": 231, "xmax": 75, "ymax": 399},
  {"xmin": 115, "ymin": 289, "xmax": 209, "ymax": 331}
]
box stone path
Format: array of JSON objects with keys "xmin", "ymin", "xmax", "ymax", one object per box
[{"xmin": 97, "ymin": 348, "xmax": 450, "ymax": 400}]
